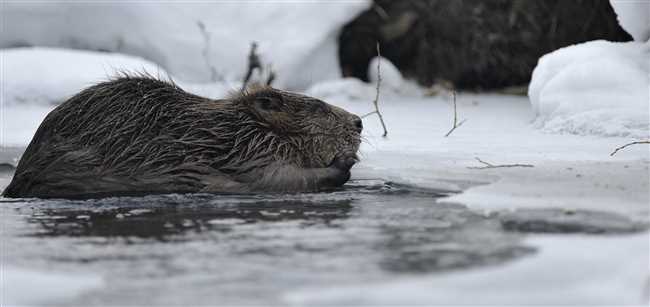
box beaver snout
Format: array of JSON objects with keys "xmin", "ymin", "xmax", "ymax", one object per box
[{"xmin": 352, "ymin": 116, "xmax": 363, "ymax": 133}]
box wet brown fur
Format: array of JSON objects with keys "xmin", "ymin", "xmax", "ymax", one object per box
[{"xmin": 2, "ymin": 75, "xmax": 361, "ymax": 199}]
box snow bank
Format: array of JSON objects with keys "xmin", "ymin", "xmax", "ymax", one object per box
[
  {"xmin": 1, "ymin": 47, "xmax": 165, "ymax": 106},
  {"xmin": 0, "ymin": 47, "xmax": 238, "ymax": 147},
  {"xmin": 610, "ymin": 0, "xmax": 650, "ymax": 42},
  {"xmin": 1, "ymin": 1, "xmax": 370, "ymax": 90},
  {"xmin": 528, "ymin": 40, "xmax": 650, "ymax": 138}
]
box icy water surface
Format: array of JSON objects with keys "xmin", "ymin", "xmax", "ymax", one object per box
[
  {"xmin": 0, "ymin": 180, "xmax": 514, "ymax": 305},
  {"xmin": 1, "ymin": 145, "xmax": 647, "ymax": 305},
  {"xmin": 2, "ymin": 177, "xmax": 646, "ymax": 305}
]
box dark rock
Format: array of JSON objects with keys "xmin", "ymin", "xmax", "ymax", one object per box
[{"xmin": 339, "ymin": 0, "xmax": 632, "ymax": 90}]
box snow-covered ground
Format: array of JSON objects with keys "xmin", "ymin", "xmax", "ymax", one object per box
[{"xmin": 312, "ymin": 90, "xmax": 649, "ymax": 222}]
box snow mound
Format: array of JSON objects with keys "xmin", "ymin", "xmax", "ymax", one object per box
[
  {"xmin": 306, "ymin": 78, "xmax": 377, "ymax": 101},
  {"xmin": 307, "ymin": 57, "xmax": 422, "ymax": 102},
  {"xmin": 0, "ymin": 47, "xmax": 240, "ymax": 107},
  {"xmin": 528, "ymin": 40, "xmax": 650, "ymax": 138},
  {"xmin": 1, "ymin": 47, "xmax": 166, "ymax": 106},
  {"xmin": 368, "ymin": 56, "xmax": 404, "ymax": 91},
  {"xmin": 610, "ymin": 0, "xmax": 650, "ymax": 42},
  {"xmin": 1, "ymin": 1, "xmax": 370, "ymax": 90}
]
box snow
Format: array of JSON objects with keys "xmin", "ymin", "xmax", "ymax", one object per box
[
  {"xmin": 1, "ymin": 105, "xmax": 53, "ymax": 147},
  {"xmin": 2, "ymin": 266, "xmax": 103, "ymax": 306},
  {"xmin": 306, "ymin": 57, "xmax": 422, "ymax": 102},
  {"xmin": 0, "ymin": 1, "xmax": 370, "ymax": 90},
  {"xmin": 285, "ymin": 233, "xmax": 649, "ymax": 305},
  {"xmin": 528, "ymin": 40, "xmax": 650, "ymax": 139},
  {"xmin": 1, "ymin": 47, "xmax": 166, "ymax": 107},
  {"xmin": 306, "ymin": 77, "xmax": 377, "ymax": 101},
  {"xmin": 610, "ymin": 0, "xmax": 650, "ymax": 42},
  {"xmin": 368, "ymin": 56, "xmax": 404, "ymax": 92}
]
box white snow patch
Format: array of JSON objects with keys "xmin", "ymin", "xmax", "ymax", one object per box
[
  {"xmin": 610, "ymin": 0, "xmax": 650, "ymax": 42},
  {"xmin": 2, "ymin": 266, "xmax": 103, "ymax": 306},
  {"xmin": 0, "ymin": 48, "xmax": 239, "ymax": 146},
  {"xmin": 306, "ymin": 78, "xmax": 377, "ymax": 101},
  {"xmin": 1, "ymin": 105, "xmax": 54, "ymax": 147},
  {"xmin": 284, "ymin": 233, "xmax": 650, "ymax": 305},
  {"xmin": 528, "ymin": 40, "xmax": 650, "ymax": 139},
  {"xmin": 305, "ymin": 57, "xmax": 422, "ymax": 102},
  {"xmin": 1, "ymin": 1, "xmax": 370, "ymax": 89},
  {"xmin": 1, "ymin": 47, "xmax": 165, "ymax": 106},
  {"xmin": 368, "ymin": 56, "xmax": 403, "ymax": 91}
]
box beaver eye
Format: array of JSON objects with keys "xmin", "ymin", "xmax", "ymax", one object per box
[
  {"xmin": 255, "ymin": 96, "xmax": 283, "ymax": 112},
  {"xmin": 306, "ymin": 101, "xmax": 328, "ymax": 113}
]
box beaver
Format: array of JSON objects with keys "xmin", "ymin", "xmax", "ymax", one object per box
[{"xmin": 2, "ymin": 75, "xmax": 362, "ymax": 199}]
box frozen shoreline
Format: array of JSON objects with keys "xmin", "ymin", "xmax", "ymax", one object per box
[{"xmin": 3, "ymin": 91, "xmax": 648, "ymax": 220}]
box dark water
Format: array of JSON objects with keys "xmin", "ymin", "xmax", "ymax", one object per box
[{"xmin": 2, "ymin": 174, "xmax": 646, "ymax": 305}]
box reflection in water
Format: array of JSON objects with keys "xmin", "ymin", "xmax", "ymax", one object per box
[
  {"xmin": 373, "ymin": 201, "xmax": 535, "ymax": 273},
  {"xmin": 499, "ymin": 208, "xmax": 647, "ymax": 234},
  {"xmin": 25, "ymin": 197, "xmax": 353, "ymax": 239},
  {"xmin": 3, "ymin": 180, "xmax": 544, "ymax": 305},
  {"xmin": 20, "ymin": 180, "xmax": 449, "ymax": 240}
]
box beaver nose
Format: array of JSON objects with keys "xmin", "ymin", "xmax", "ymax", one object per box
[{"xmin": 352, "ymin": 116, "xmax": 363, "ymax": 132}]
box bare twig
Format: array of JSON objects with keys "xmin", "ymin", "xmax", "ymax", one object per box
[
  {"xmin": 196, "ymin": 21, "xmax": 221, "ymax": 82},
  {"xmin": 242, "ymin": 41, "xmax": 262, "ymax": 92},
  {"xmin": 265, "ymin": 64, "xmax": 276, "ymax": 86},
  {"xmin": 610, "ymin": 141, "xmax": 650, "ymax": 156},
  {"xmin": 444, "ymin": 91, "xmax": 467, "ymax": 137},
  {"xmin": 468, "ymin": 157, "xmax": 534, "ymax": 169},
  {"xmin": 366, "ymin": 42, "xmax": 388, "ymax": 137}
]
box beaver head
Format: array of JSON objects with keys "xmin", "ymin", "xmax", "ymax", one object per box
[{"xmin": 218, "ymin": 86, "xmax": 362, "ymax": 171}]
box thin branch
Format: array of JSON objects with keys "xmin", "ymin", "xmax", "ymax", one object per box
[
  {"xmin": 265, "ymin": 64, "xmax": 276, "ymax": 86},
  {"xmin": 242, "ymin": 41, "xmax": 262, "ymax": 92},
  {"xmin": 360, "ymin": 111, "xmax": 378, "ymax": 119},
  {"xmin": 368, "ymin": 42, "xmax": 388, "ymax": 137},
  {"xmin": 444, "ymin": 91, "xmax": 467, "ymax": 137},
  {"xmin": 468, "ymin": 157, "xmax": 534, "ymax": 169},
  {"xmin": 196, "ymin": 21, "xmax": 221, "ymax": 82},
  {"xmin": 610, "ymin": 141, "xmax": 650, "ymax": 156}
]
